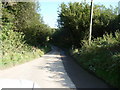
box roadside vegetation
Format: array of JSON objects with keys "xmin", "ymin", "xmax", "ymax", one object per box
[
  {"xmin": 0, "ymin": 1, "xmax": 120, "ymax": 88},
  {"xmin": 0, "ymin": 2, "xmax": 52, "ymax": 69},
  {"xmin": 51, "ymin": 2, "xmax": 120, "ymax": 89},
  {"xmin": 71, "ymin": 32, "xmax": 120, "ymax": 88}
]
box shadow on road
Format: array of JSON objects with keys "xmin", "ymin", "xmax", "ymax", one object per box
[
  {"xmin": 36, "ymin": 47, "xmax": 75, "ymax": 88},
  {"xmin": 60, "ymin": 50, "xmax": 110, "ymax": 88},
  {"xmin": 36, "ymin": 46, "xmax": 110, "ymax": 88}
]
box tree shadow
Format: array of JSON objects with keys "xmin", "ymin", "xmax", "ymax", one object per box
[
  {"xmin": 35, "ymin": 46, "xmax": 110, "ymax": 88},
  {"xmin": 60, "ymin": 50, "xmax": 110, "ymax": 88},
  {"xmin": 35, "ymin": 47, "xmax": 75, "ymax": 88}
]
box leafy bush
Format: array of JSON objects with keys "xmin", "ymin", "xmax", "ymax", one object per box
[
  {"xmin": 0, "ymin": 23, "xmax": 49, "ymax": 69},
  {"xmin": 0, "ymin": 2, "xmax": 52, "ymax": 69},
  {"xmin": 54, "ymin": 2, "xmax": 118, "ymax": 48},
  {"xmin": 72, "ymin": 31, "xmax": 120, "ymax": 88}
]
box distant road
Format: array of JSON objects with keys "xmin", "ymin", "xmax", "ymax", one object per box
[{"xmin": 0, "ymin": 46, "xmax": 109, "ymax": 88}]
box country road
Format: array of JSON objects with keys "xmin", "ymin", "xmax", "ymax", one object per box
[{"xmin": 0, "ymin": 46, "xmax": 109, "ymax": 88}]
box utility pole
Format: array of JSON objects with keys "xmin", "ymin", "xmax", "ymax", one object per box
[
  {"xmin": 89, "ymin": 0, "xmax": 94, "ymax": 45},
  {"xmin": 118, "ymin": 1, "xmax": 120, "ymax": 15}
]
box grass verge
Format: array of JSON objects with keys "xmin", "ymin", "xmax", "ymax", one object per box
[
  {"xmin": 0, "ymin": 45, "xmax": 51, "ymax": 70},
  {"xmin": 69, "ymin": 32, "xmax": 120, "ymax": 89},
  {"xmin": 0, "ymin": 24, "xmax": 51, "ymax": 69}
]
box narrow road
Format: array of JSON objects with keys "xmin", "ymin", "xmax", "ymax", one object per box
[{"xmin": 0, "ymin": 46, "xmax": 109, "ymax": 88}]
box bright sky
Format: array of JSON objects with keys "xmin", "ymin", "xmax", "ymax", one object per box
[{"xmin": 39, "ymin": 0, "xmax": 120, "ymax": 28}]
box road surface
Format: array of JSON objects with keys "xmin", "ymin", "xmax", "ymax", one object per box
[{"xmin": 0, "ymin": 46, "xmax": 109, "ymax": 88}]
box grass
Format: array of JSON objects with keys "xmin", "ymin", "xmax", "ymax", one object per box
[
  {"xmin": 0, "ymin": 45, "xmax": 51, "ymax": 69},
  {"xmin": 0, "ymin": 24, "xmax": 51, "ymax": 69},
  {"xmin": 69, "ymin": 32, "xmax": 120, "ymax": 89}
]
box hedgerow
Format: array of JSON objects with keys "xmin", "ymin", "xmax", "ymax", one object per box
[
  {"xmin": 71, "ymin": 31, "xmax": 120, "ymax": 88},
  {"xmin": 0, "ymin": 23, "xmax": 46, "ymax": 69}
]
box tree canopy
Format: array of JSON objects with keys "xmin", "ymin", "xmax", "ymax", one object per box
[{"xmin": 52, "ymin": 2, "xmax": 119, "ymax": 48}]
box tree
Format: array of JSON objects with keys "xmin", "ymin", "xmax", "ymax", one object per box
[
  {"xmin": 92, "ymin": 5, "xmax": 117, "ymax": 37},
  {"xmin": 53, "ymin": 2, "xmax": 118, "ymax": 48},
  {"xmin": 2, "ymin": 2, "xmax": 52, "ymax": 46},
  {"xmin": 57, "ymin": 2, "xmax": 90, "ymax": 48}
]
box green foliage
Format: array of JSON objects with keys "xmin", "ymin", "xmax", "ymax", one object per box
[
  {"xmin": 57, "ymin": 2, "xmax": 90, "ymax": 48},
  {"xmin": 92, "ymin": 5, "xmax": 118, "ymax": 37},
  {"xmin": 72, "ymin": 32, "xmax": 120, "ymax": 88},
  {"xmin": 24, "ymin": 24, "xmax": 52, "ymax": 45},
  {"xmin": 0, "ymin": 23, "xmax": 47, "ymax": 68},
  {"xmin": 12, "ymin": 2, "xmax": 42, "ymax": 31},
  {"xmin": 51, "ymin": 28, "xmax": 72, "ymax": 48},
  {"xmin": 109, "ymin": 15, "xmax": 120, "ymax": 33},
  {"xmin": 52, "ymin": 2, "xmax": 118, "ymax": 48},
  {"xmin": 51, "ymin": 1, "xmax": 120, "ymax": 89},
  {"xmin": 0, "ymin": 2, "xmax": 52, "ymax": 69},
  {"xmin": 2, "ymin": 2, "xmax": 52, "ymax": 45}
]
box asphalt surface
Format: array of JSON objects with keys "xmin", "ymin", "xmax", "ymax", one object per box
[
  {"xmin": 60, "ymin": 50, "xmax": 109, "ymax": 88},
  {"xmin": 0, "ymin": 46, "xmax": 110, "ymax": 88},
  {"xmin": 0, "ymin": 46, "xmax": 75, "ymax": 88}
]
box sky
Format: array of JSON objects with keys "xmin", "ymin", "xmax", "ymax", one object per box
[{"xmin": 38, "ymin": 0, "xmax": 120, "ymax": 28}]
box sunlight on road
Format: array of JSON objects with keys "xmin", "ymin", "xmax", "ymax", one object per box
[
  {"xmin": 0, "ymin": 47, "xmax": 75, "ymax": 88},
  {"xmin": 43, "ymin": 54, "xmax": 62, "ymax": 58}
]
